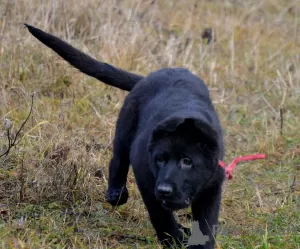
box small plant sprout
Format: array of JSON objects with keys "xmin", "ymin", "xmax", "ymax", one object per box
[
  {"xmin": 0, "ymin": 94, "xmax": 35, "ymax": 158},
  {"xmin": 4, "ymin": 118, "xmax": 12, "ymax": 130}
]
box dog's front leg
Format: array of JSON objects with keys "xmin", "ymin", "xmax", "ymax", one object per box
[
  {"xmin": 134, "ymin": 176, "xmax": 186, "ymax": 248},
  {"xmin": 190, "ymin": 185, "xmax": 222, "ymax": 249},
  {"xmin": 106, "ymin": 99, "xmax": 138, "ymax": 206},
  {"xmin": 144, "ymin": 195, "xmax": 186, "ymax": 248}
]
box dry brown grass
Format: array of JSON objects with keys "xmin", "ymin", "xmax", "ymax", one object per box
[{"xmin": 0, "ymin": 0, "xmax": 299, "ymax": 248}]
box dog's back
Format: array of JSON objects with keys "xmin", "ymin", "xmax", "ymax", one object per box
[{"xmin": 127, "ymin": 68, "xmax": 224, "ymax": 161}]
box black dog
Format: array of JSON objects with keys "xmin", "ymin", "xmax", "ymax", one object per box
[{"xmin": 25, "ymin": 24, "xmax": 225, "ymax": 249}]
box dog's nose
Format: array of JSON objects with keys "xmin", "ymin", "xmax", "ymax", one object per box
[{"xmin": 157, "ymin": 184, "xmax": 173, "ymax": 197}]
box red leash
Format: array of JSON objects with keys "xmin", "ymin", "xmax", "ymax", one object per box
[{"xmin": 219, "ymin": 154, "xmax": 266, "ymax": 180}]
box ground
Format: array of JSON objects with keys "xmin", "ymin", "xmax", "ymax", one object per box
[{"xmin": 0, "ymin": 0, "xmax": 299, "ymax": 248}]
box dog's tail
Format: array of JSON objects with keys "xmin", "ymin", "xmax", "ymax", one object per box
[{"xmin": 24, "ymin": 24, "xmax": 143, "ymax": 91}]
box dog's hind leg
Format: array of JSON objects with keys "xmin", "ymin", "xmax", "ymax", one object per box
[{"xmin": 106, "ymin": 98, "xmax": 138, "ymax": 206}]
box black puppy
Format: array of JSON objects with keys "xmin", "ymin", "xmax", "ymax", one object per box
[{"xmin": 25, "ymin": 24, "xmax": 225, "ymax": 249}]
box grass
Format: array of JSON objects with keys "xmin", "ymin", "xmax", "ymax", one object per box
[{"xmin": 0, "ymin": 0, "xmax": 299, "ymax": 248}]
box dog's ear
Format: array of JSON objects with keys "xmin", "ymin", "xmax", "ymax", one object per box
[{"xmin": 148, "ymin": 115, "xmax": 219, "ymax": 152}]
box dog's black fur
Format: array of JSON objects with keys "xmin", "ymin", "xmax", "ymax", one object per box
[{"xmin": 25, "ymin": 24, "xmax": 225, "ymax": 249}]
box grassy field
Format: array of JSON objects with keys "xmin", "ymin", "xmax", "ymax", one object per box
[{"xmin": 0, "ymin": 0, "xmax": 299, "ymax": 248}]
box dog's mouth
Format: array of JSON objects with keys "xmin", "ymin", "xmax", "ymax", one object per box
[{"xmin": 161, "ymin": 197, "xmax": 190, "ymax": 210}]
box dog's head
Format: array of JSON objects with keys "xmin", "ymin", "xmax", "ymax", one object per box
[{"xmin": 148, "ymin": 114, "xmax": 222, "ymax": 210}]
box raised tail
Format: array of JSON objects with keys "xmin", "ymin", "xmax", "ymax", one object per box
[{"xmin": 24, "ymin": 24, "xmax": 143, "ymax": 91}]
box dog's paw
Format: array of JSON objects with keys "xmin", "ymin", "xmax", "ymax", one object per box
[
  {"xmin": 160, "ymin": 228, "xmax": 189, "ymax": 249},
  {"xmin": 180, "ymin": 226, "xmax": 191, "ymax": 238},
  {"xmin": 106, "ymin": 186, "xmax": 129, "ymax": 206}
]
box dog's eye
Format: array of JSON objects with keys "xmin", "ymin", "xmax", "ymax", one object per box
[
  {"xmin": 180, "ymin": 157, "xmax": 193, "ymax": 168},
  {"xmin": 156, "ymin": 155, "xmax": 166, "ymax": 166}
]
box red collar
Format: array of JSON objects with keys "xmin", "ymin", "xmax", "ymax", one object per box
[{"xmin": 219, "ymin": 154, "xmax": 266, "ymax": 180}]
